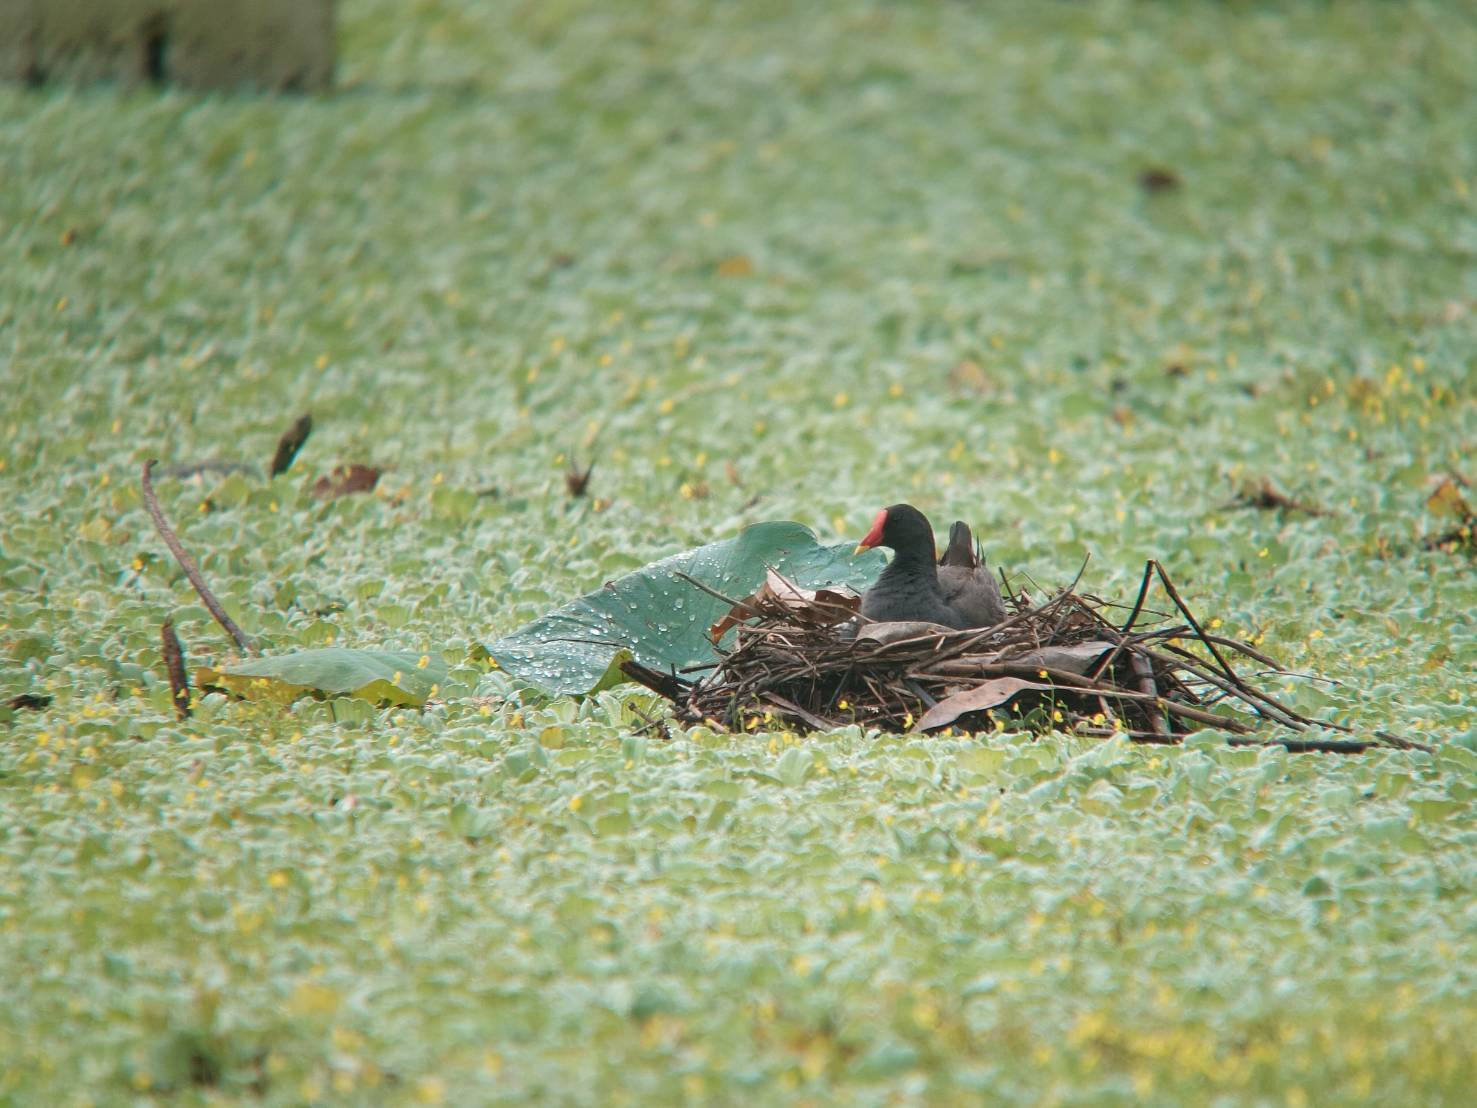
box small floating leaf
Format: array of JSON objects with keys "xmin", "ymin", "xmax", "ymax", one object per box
[{"xmin": 204, "ymin": 647, "xmax": 448, "ymax": 707}]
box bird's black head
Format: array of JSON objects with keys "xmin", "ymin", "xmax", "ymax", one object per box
[{"xmin": 856, "ymin": 503, "xmax": 937, "ymax": 564}]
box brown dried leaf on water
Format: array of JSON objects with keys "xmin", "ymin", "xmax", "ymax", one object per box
[
  {"xmin": 1423, "ymin": 476, "xmax": 1477, "ymax": 552},
  {"xmin": 1232, "ymin": 477, "xmax": 1328, "ymax": 517},
  {"xmin": 918, "ymin": 678, "xmax": 1057, "ymax": 731},
  {"xmin": 269, "ymin": 413, "xmax": 313, "ymax": 477},
  {"xmin": 1138, "ymin": 166, "xmax": 1181, "ymax": 192},
  {"xmin": 709, "ymin": 569, "xmax": 860, "ymax": 642},
  {"xmin": 1425, "ymin": 476, "xmax": 1474, "ymax": 521},
  {"xmin": 311, "ymin": 464, "xmax": 381, "ymax": 500}
]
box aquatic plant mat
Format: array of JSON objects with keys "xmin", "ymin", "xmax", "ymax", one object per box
[{"xmin": 624, "ymin": 562, "xmax": 1423, "ymax": 754}]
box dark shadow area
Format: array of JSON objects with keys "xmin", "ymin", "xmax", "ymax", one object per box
[{"xmin": 141, "ymin": 13, "xmax": 171, "ymax": 85}]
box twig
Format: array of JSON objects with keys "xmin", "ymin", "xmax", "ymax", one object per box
[
  {"xmin": 1373, "ymin": 729, "xmax": 1431, "ymax": 752},
  {"xmin": 627, "ymin": 701, "xmax": 671, "ymax": 740},
  {"xmin": 161, "ymin": 618, "xmax": 191, "ymax": 719},
  {"xmin": 1129, "ymin": 651, "xmax": 1168, "ymax": 737},
  {"xmin": 902, "ymin": 679, "xmax": 938, "ymax": 709},
  {"xmin": 672, "ymin": 570, "xmax": 745, "ymax": 608},
  {"xmin": 1075, "ymin": 727, "xmax": 1378, "ymax": 754},
  {"xmin": 1231, "ymin": 736, "xmax": 1373, "ymax": 754},
  {"xmin": 1118, "ymin": 560, "xmax": 1156, "ymax": 636},
  {"xmin": 1076, "ymin": 726, "xmax": 1179, "ymax": 744},
  {"xmin": 141, "ymin": 460, "xmax": 255, "ymax": 655},
  {"xmin": 619, "ymin": 658, "xmax": 691, "ymax": 702},
  {"xmin": 1151, "ymin": 644, "xmax": 1312, "ymax": 730},
  {"xmin": 1090, "ymin": 560, "xmax": 1156, "ymax": 685},
  {"xmin": 760, "ymin": 692, "xmax": 840, "ymax": 732},
  {"xmin": 1151, "ymin": 561, "xmax": 1245, "ymax": 692},
  {"xmin": 1200, "ymin": 634, "xmax": 1285, "ymax": 670}
]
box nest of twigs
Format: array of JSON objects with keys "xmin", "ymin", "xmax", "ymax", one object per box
[{"xmin": 623, "ymin": 561, "xmax": 1422, "ymax": 754}]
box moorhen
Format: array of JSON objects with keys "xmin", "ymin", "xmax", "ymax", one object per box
[
  {"xmin": 937, "ymin": 520, "xmax": 1007, "ymax": 628},
  {"xmin": 855, "ymin": 504, "xmax": 968, "ymax": 628}
]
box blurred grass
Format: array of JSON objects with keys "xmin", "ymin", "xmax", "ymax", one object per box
[{"xmin": 2, "ymin": 0, "xmax": 1476, "ymax": 1103}]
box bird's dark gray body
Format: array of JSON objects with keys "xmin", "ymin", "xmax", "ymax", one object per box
[{"xmin": 860, "ymin": 554, "xmax": 967, "ymax": 628}]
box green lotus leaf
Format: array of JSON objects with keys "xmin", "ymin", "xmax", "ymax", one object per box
[{"xmin": 487, "ymin": 520, "xmax": 884, "ymax": 696}]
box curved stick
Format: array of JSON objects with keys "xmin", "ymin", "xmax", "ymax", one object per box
[{"xmin": 141, "ymin": 460, "xmax": 255, "ymax": 654}]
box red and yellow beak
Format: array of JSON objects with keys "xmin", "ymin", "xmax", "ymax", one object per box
[{"xmin": 854, "ymin": 508, "xmax": 888, "ymax": 555}]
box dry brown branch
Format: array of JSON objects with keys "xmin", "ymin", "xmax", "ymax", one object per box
[
  {"xmin": 161, "ymin": 617, "xmax": 191, "ymax": 719},
  {"xmin": 1129, "ymin": 651, "xmax": 1167, "ymax": 737},
  {"xmin": 141, "ymin": 460, "xmax": 255, "ymax": 654}
]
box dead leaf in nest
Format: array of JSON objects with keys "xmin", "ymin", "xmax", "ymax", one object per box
[
  {"xmin": 311, "ymin": 464, "xmax": 381, "ymax": 499},
  {"xmin": 716, "ymin": 254, "xmax": 755, "ymax": 278},
  {"xmin": 856, "ymin": 621, "xmax": 960, "ymax": 645},
  {"xmin": 1006, "ymin": 641, "xmax": 1116, "ymax": 675},
  {"xmin": 1425, "ymin": 476, "xmax": 1474, "ymax": 521},
  {"xmin": 918, "ymin": 678, "xmax": 1056, "ymax": 731},
  {"xmin": 709, "ymin": 568, "xmax": 860, "ymax": 642}
]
